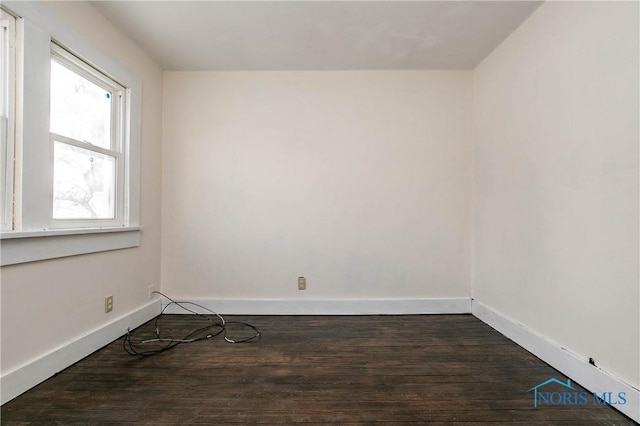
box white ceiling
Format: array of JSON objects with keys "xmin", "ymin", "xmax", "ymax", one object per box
[{"xmin": 91, "ymin": 1, "xmax": 543, "ymax": 71}]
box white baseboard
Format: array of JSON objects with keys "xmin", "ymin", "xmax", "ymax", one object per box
[
  {"xmin": 160, "ymin": 297, "xmax": 472, "ymax": 315},
  {"xmin": 0, "ymin": 299, "xmax": 161, "ymax": 405},
  {"xmin": 472, "ymin": 300, "xmax": 639, "ymax": 423}
]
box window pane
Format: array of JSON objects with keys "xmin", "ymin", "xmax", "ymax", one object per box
[
  {"xmin": 0, "ymin": 19, "xmax": 7, "ymax": 119},
  {"xmin": 1, "ymin": 10, "xmax": 15, "ymax": 231},
  {"xmin": 53, "ymin": 141, "xmax": 116, "ymax": 219},
  {"xmin": 50, "ymin": 60, "xmax": 112, "ymax": 149}
]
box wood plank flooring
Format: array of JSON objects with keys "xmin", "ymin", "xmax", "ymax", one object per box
[{"xmin": 1, "ymin": 315, "xmax": 636, "ymax": 424}]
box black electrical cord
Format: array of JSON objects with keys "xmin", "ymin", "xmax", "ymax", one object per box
[{"xmin": 123, "ymin": 291, "xmax": 261, "ymax": 356}]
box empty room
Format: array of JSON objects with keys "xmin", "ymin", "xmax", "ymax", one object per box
[{"xmin": 0, "ymin": 0, "xmax": 638, "ymax": 424}]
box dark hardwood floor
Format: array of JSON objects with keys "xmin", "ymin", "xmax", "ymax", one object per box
[{"xmin": 1, "ymin": 315, "xmax": 636, "ymax": 425}]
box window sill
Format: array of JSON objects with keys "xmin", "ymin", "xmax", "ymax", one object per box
[{"xmin": 0, "ymin": 226, "xmax": 141, "ymax": 266}]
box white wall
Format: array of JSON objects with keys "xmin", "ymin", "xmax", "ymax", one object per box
[
  {"xmin": 473, "ymin": 1, "xmax": 639, "ymax": 389},
  {"xmin": 0, "ymin": 2, "xmax": 162, "ymax": 375},
  {"xmin": 162, "ymin": 71, "xmax": 472, "ymax": 302}
]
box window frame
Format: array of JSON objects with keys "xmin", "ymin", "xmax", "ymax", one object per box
[
  {"xmin": 0, "ymin": 1, "xmax": 142, "ymax": 266},
  {"xmin": 49, "ymin": 42, "xmax": 126, "ymax": 228}
]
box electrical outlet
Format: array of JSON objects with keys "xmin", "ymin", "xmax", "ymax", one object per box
[
  {"xmin": 298, "ymin": 276, "xmax": 306, "ymax": 290},
  {"xmin": 104, "ymin": 295, "xmax": 113, "ymax": 313},
  {"xmin": 149, "ymin": 285, "xmax": 156, "ymax": 299}
]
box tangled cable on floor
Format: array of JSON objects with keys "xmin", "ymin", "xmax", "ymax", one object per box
[{"xmin": 123, "ymin": 291, "xmax": 261, "ymax": 356}]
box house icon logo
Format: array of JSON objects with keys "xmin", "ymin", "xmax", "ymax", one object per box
[
  {"xmin": 527, "ymin": 377, "xmax": 627, "ymax": 408},
  {"xmin": 527, "ymin": 378, "xmax": 575, "ymax": 408}
]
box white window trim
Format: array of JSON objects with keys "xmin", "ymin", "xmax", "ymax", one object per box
[
  {"xmin": 0, "ymin": 227, "xmax": 141, "ymax": 265},
  {"xmin": 0, "ymin": 1, "xmax": 142, "ymax": 266}
]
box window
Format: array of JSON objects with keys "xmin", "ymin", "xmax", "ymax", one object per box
[
  {"xmin": 0, "ymin": 2, "xmax": 142, "ymax": 266},
  {"xmin": 0, "ymin": 8, "xmax": 16, "ymax": 231},
  {"xmin": 50, "ymin": 44, "xmax": 125, "ymax": 227}
]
